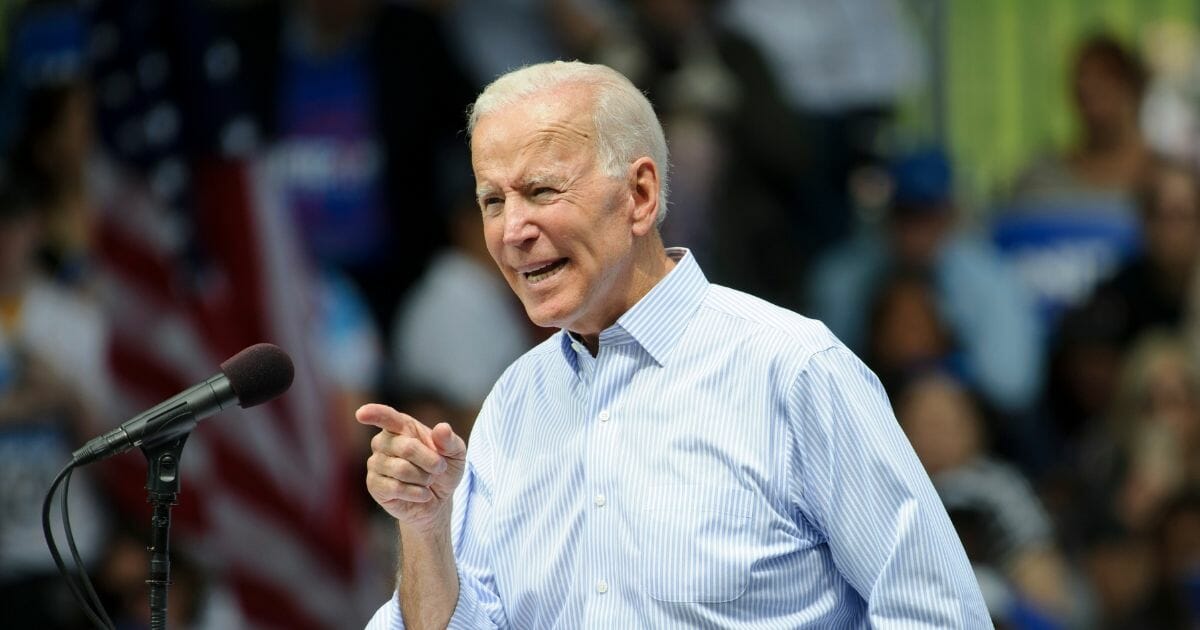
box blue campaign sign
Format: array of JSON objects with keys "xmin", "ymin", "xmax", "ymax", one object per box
[{"xmin": 991, "ymin": 207, "xmax": 1142, "ymax": 325}]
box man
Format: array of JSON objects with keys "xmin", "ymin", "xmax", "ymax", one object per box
[{"xmin": 361, "ymin": 61, "xmax": 990, "ymax": 629}]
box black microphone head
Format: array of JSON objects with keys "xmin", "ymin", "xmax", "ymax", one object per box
[{"xmin": 220, "ymin": 343, "xmax": 295, "ymax": 408}]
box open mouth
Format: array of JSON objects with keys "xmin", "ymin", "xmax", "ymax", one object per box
[{"xmin": 524, "ymin": 258, "xmax": 568, "ymax": 284}]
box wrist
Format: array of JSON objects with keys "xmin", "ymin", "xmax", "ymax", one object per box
[
  {"xmin": 397, "ymin": 511, "xmax": 453, "ymax": 543},
  {"xmin": 396, "ymin": 519, "xmax": 460, "ymax": 629}
]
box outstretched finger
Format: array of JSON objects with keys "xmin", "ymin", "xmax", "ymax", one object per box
[{"xmin": 356, "ymin": 403, "xmax": 425, "ymax": 436}]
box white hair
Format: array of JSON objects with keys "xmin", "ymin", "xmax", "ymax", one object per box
[{"xmin": 467, "ymin": 61, "xmax": 671, "ymax": 224}]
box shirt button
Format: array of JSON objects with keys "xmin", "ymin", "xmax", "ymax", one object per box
[
  {"xmin": 594, "ymin": 494, "xmax": 606, "ymax": 507},
  {"xmin": 596, "ymin": 579, "xmax": 609, "ymax": 594},
  {"xmin": 598, "ymin": 410, "xmax": 610, "ymax": 422},
  {"xmin": 571, "ymin": 342, "xmax": 584, "ymax": 353}
]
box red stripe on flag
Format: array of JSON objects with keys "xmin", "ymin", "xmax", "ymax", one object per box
[
  {"xmin": 95, "ymin": 219, "xmax": 181, "ymax": 310},
  {"xmin": 228, "ymin": 570, "xmax": 328, "ymax": 630},
  {"xmin": 204, "ymin": 430, "xmax": 360, "ymax": 579}
]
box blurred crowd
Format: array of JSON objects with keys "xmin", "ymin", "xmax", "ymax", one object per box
[{"xmin": 1, "ymin": 0, "xmax": 1199, "ymax": 629}]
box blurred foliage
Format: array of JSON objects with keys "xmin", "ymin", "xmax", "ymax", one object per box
[{"xmin": 945, "ymin": 0, "xmax": 1197, "ymax": 209}]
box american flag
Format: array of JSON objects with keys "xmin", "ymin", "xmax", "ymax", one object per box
[
  {"xmin": 91, "ymin": 156, "xmax": 383, "ymax": 629},
  {"xmin": 5, "ymin": 0, "xmax": 390, "ymax": 623}
]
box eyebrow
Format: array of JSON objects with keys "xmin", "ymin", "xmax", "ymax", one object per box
[
  {"xmin": 476, "ymin": 173, "xmax": 565, "ymax": 201},
  {"xmin": 475, "ymin": 185, "xmax": 499, "ymax": 201},
  {"xmin": 523, "ymin": 172, "xmax": 565, "ymax": 189}
]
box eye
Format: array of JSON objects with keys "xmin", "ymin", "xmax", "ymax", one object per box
[
  {"xmin": 532, "ymin": 187, "xmax": 558, "ymax": 200},
  {"xmin": 480, "ymin": 196, "xmax": 504, "ymax": 214}
]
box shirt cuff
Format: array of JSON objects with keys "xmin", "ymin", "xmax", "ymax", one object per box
[
  {"xmin": 365, "ymin": 575, "xmax": 495, "ymax": 630},
  {"xmin": 446, "ymin": 571, "xmax": 495, "ymax": 629}
]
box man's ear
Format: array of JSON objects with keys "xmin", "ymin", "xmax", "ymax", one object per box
[{"xmin": 628, "ymin": 157, "xmax": 660, "ymax": 236}]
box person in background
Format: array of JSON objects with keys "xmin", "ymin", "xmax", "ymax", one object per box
[
  {"xmin": 1068, "ymin": 159, "xmax": 1200, "ymax": 350},
  {"xmin": 1070, "ymin": 333, "xmax": 1200, "ymax": 629},
  {"xmin": 1042, "ymin": 158, "xmax": 1200, "ymax": 467},
  {"xmin": 225, "ymin": 0, "xmax": 476, "ymax": 339},
  {"xmin": 1009, "ymin": 34, "xmax": 1151, "ymax": 214},
  {"xmin": 1145, "ymin": 490, "xmax": 1200, "ymax": 629},
  {"xmin": 8, "ymin": 79, "xmax": 97, "ymax": 287},
  {"xmin": 864, "ymin": 269, "xmax": 961, "ymax": 398},
  {"xmin": 589, "ymin": 0, "xmax": 810, "ymax": 310},
  {"xmin": 896, "ymin": 371, "xmax": 1079, "ymax": 628},
  {"xmin": 720, "ymin": 0, "xmax": 925, "ymax": 260},
  {"xmin": 1038, "ymin": 297, "xmax": 1127, "ymax": 485},
  {"xmin": 1085, "ymin": 332, "xmax": 1200, "ymax": 533},
  {"xmin": 809, "ymin": 147, "xmax": 1043, "ymax": 419},
  {"xmin": 0, "ymin": 167, "xmax": 109, "ymax": 630}
]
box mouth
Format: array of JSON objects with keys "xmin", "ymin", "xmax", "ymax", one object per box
[{"xmin": 522, "ymin": 258, "xmax": 568, "ymax": 285}]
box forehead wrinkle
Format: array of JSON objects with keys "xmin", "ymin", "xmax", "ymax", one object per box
[{"xmin": 472, "ymin": 93, "xmax": 597, "ymax": 194}]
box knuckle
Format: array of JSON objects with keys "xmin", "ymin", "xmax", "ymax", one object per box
[
  {"xmin": 403, "ymin": 485, "xmax": 431, "ymax": 502},
  {"xmin": 383, "ymin": 457, "xmax": 405, "ymax": 478},
  {"xmin": 393, "ymin": 458, "xmax": 416, "ymax": 477},
  {"xmin": 370, "ymin": 431, "xmax": 387, "ymax": 452},
  {"xmin": 396, "ymin": 438, "xmax": 421, "ymax": 460}
]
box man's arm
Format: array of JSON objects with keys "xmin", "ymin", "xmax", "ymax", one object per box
[
  {"xmin": 358, "ymin": 404, "xmax": 464, "ymax": 627},
  {"xmin": 358, "ymin": 403, "xmax": 507, "ymax": 630},
  {"xmin": 396, "ymin": 523, "xmax": 459, "ymax": 628},
  {"xmin": 787, "ymin": 347, "xmax": 992, "ymax": 628}
]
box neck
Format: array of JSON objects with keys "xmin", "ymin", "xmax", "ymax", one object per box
[
  {"xmin": 1084, "ymin": 120, "xmax": 1142, "ymax": 154},
  {"xmin": 575, "ymin": 235, "xmax": 674, "ymax": 355}
]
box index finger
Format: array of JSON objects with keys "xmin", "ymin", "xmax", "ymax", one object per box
[{"xmin": 355, "ymin": 403, "xmax": 426, "ymax": 436}]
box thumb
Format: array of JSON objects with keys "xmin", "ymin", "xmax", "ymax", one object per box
[{"xmin": 430, "ymin": 422, "xmax": 466, "ymax": 459}]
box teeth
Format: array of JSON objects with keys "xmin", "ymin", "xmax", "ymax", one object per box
[{"xmin": 526, "ymin": 260, "xmax": 565, "ymax": 283}]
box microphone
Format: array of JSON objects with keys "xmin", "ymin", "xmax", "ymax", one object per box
[{"xmin": 72, "ymin": 343, "xmax": 294, "ymax": 465}]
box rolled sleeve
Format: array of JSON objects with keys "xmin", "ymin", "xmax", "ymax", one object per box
[{"xmin": 364, "ymin": 570, "xmax": 499, "ymax": 630}]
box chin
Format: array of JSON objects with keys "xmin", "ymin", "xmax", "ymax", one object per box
[
  {"xmin": 522, "ymin": 302, "xmax": 577, "ymax": 331},
  {"xmin": 519, "ymin": 303, "xmax": 559, "ymax": 328}
]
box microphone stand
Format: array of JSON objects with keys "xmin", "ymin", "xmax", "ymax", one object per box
[{"xmin": 142, "ymin": 435, "xmax": 189, "ymax": 630}]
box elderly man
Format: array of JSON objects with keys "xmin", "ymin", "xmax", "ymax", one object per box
[{"xmin": 360, "ymin": 61, "xmax": 990, "ymax": 629}]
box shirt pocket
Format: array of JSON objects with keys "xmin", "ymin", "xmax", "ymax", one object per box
[{"xmin": 638, "ymin": 484, "xmax": 757, "ymax": 603}]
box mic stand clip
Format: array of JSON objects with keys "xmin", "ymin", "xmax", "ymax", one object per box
[{"xmin": 143, "ymin": 434, "xmax": 188, "ymax": 630}]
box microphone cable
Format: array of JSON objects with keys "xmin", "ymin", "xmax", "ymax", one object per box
[{"xmin": 42, "ymin": 461, "xmax": 116, "ymax": 630}]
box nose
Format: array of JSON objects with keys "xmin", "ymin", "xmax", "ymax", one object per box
[{"xmin": 502, "ymin": 199, "xmax": 539, "ymax": 247}]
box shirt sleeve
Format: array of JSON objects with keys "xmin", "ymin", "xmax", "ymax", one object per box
[
  {"xmin": 787, "ymin": 346, "xmax": 992, "ymax": 628},
  {"xmin": 365, "ymin": 393, "xmax": 510, "ymax": 630}
]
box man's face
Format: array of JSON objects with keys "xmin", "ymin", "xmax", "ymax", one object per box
[{"xmin": 471, "ymin": 87, "xmax": 638, "ymax": 335}]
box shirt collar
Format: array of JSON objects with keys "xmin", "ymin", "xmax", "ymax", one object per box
[{"xmin": 558, "ymin": 247, "xmax": 709, "ymax": 368}]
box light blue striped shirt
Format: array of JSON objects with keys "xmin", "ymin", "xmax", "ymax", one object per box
[{"xmin": 367, "ymin": 248, "xmax": 991, "ymax": 629}]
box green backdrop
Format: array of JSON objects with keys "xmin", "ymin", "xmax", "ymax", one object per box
[{"xmin": 942, "ymin": 0, "xmax": 1197, "ymax": 207}]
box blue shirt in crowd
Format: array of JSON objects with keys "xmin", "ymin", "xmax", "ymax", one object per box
[{"xmin": 367, "ymin": 248, "xmax": 990, "ymax": 629}]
